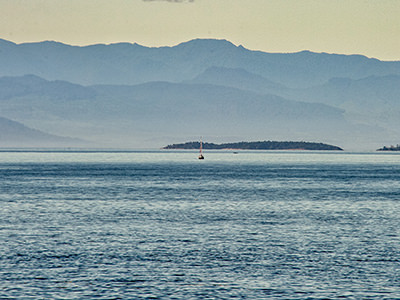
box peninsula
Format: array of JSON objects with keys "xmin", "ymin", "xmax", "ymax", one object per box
[
  {"xmin": 163, "ymin": 141, "xmax": 343, "ymax": 151},
  {"xmin": 377, "ymin": 145, "xmax": 400, "ymax": 151}
]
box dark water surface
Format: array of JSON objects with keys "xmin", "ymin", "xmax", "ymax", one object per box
[{"xmin": 0, "ymin": 151, "xmax": 399, "ymax": 299}]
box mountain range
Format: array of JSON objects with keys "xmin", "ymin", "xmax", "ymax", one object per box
[{"xmin": 0, "ymin": 38, "xmax": 399, "ymax": 150}]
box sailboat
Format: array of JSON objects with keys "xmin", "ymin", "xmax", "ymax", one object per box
[{"xmin": 198, "ymin": 139, "xmax": 204, "ymax": 159}]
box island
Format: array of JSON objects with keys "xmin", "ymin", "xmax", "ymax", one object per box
[
  {"xmin": 377, "ymin": 144, "xmax": 400, "ymax": 151},
  {"xmin": 163, "ymin": 141, "xmax": 343, "ymax": 151}
]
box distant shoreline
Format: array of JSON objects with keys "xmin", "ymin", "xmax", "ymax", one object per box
[{"xmin": 163, "ymin": 141, "xmax": 343, "ymax": 151}]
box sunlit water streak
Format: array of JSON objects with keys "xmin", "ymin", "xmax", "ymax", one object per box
[{"xmin": 0, "ymin": 151, "xmax": 399, "ymax": 299}]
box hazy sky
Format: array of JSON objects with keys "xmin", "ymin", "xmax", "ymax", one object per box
[{"xmin": 1, "ymin": 0, "xmax": 399, "ymax": 60}]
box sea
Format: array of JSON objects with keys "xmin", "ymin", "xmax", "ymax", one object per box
[{"xmin": 0, "ymin": 150, "xmax": 399, "ymax": 299}]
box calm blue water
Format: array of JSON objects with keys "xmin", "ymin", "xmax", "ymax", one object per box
[{"xmin": 0, "ymin": 151, "xmax": 399, "ymax": 299}]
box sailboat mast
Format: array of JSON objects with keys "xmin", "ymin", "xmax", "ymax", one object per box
[{"xmin": 198, "ymin": 138, "xmax": 205, "ymax": 159}]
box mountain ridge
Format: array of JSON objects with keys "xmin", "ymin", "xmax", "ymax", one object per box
[{"xmin": 1, "ymin": 38, "xmax": 399, "ymax": 87}]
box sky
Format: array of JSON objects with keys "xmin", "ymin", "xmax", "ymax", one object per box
[{"xmin": 0, "ymin": 0, "xmax": 399, "ymax": 61}]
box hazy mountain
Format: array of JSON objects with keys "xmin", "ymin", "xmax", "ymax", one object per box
[
  {"xmin": 0, "ymin": 74, "xmax": 97, "ymax": 100},
  {"xmin": 278, "ymin": 75, "xmax": 400, "ymax": 131},
  {"xmin": 187, "ymin": 66, "xmax": 286, "ymax": 94},
  {"xmin": 0, "ymin": 116, "xmax": 86, "ymax": 147},
  {"xmin": 1, "ymin": 38, "xmax": 399, "ymax": 150},
  {"xmin": 0, "ymin": 75, "xmax": 363, "ymax": 149},
  {"xmin": 287, "ymin": 75, "xmax": 400, "ymax": 110},
  {"xmin": 1, "ymin": 38, "xmax": 399, "ymax": 88}
]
